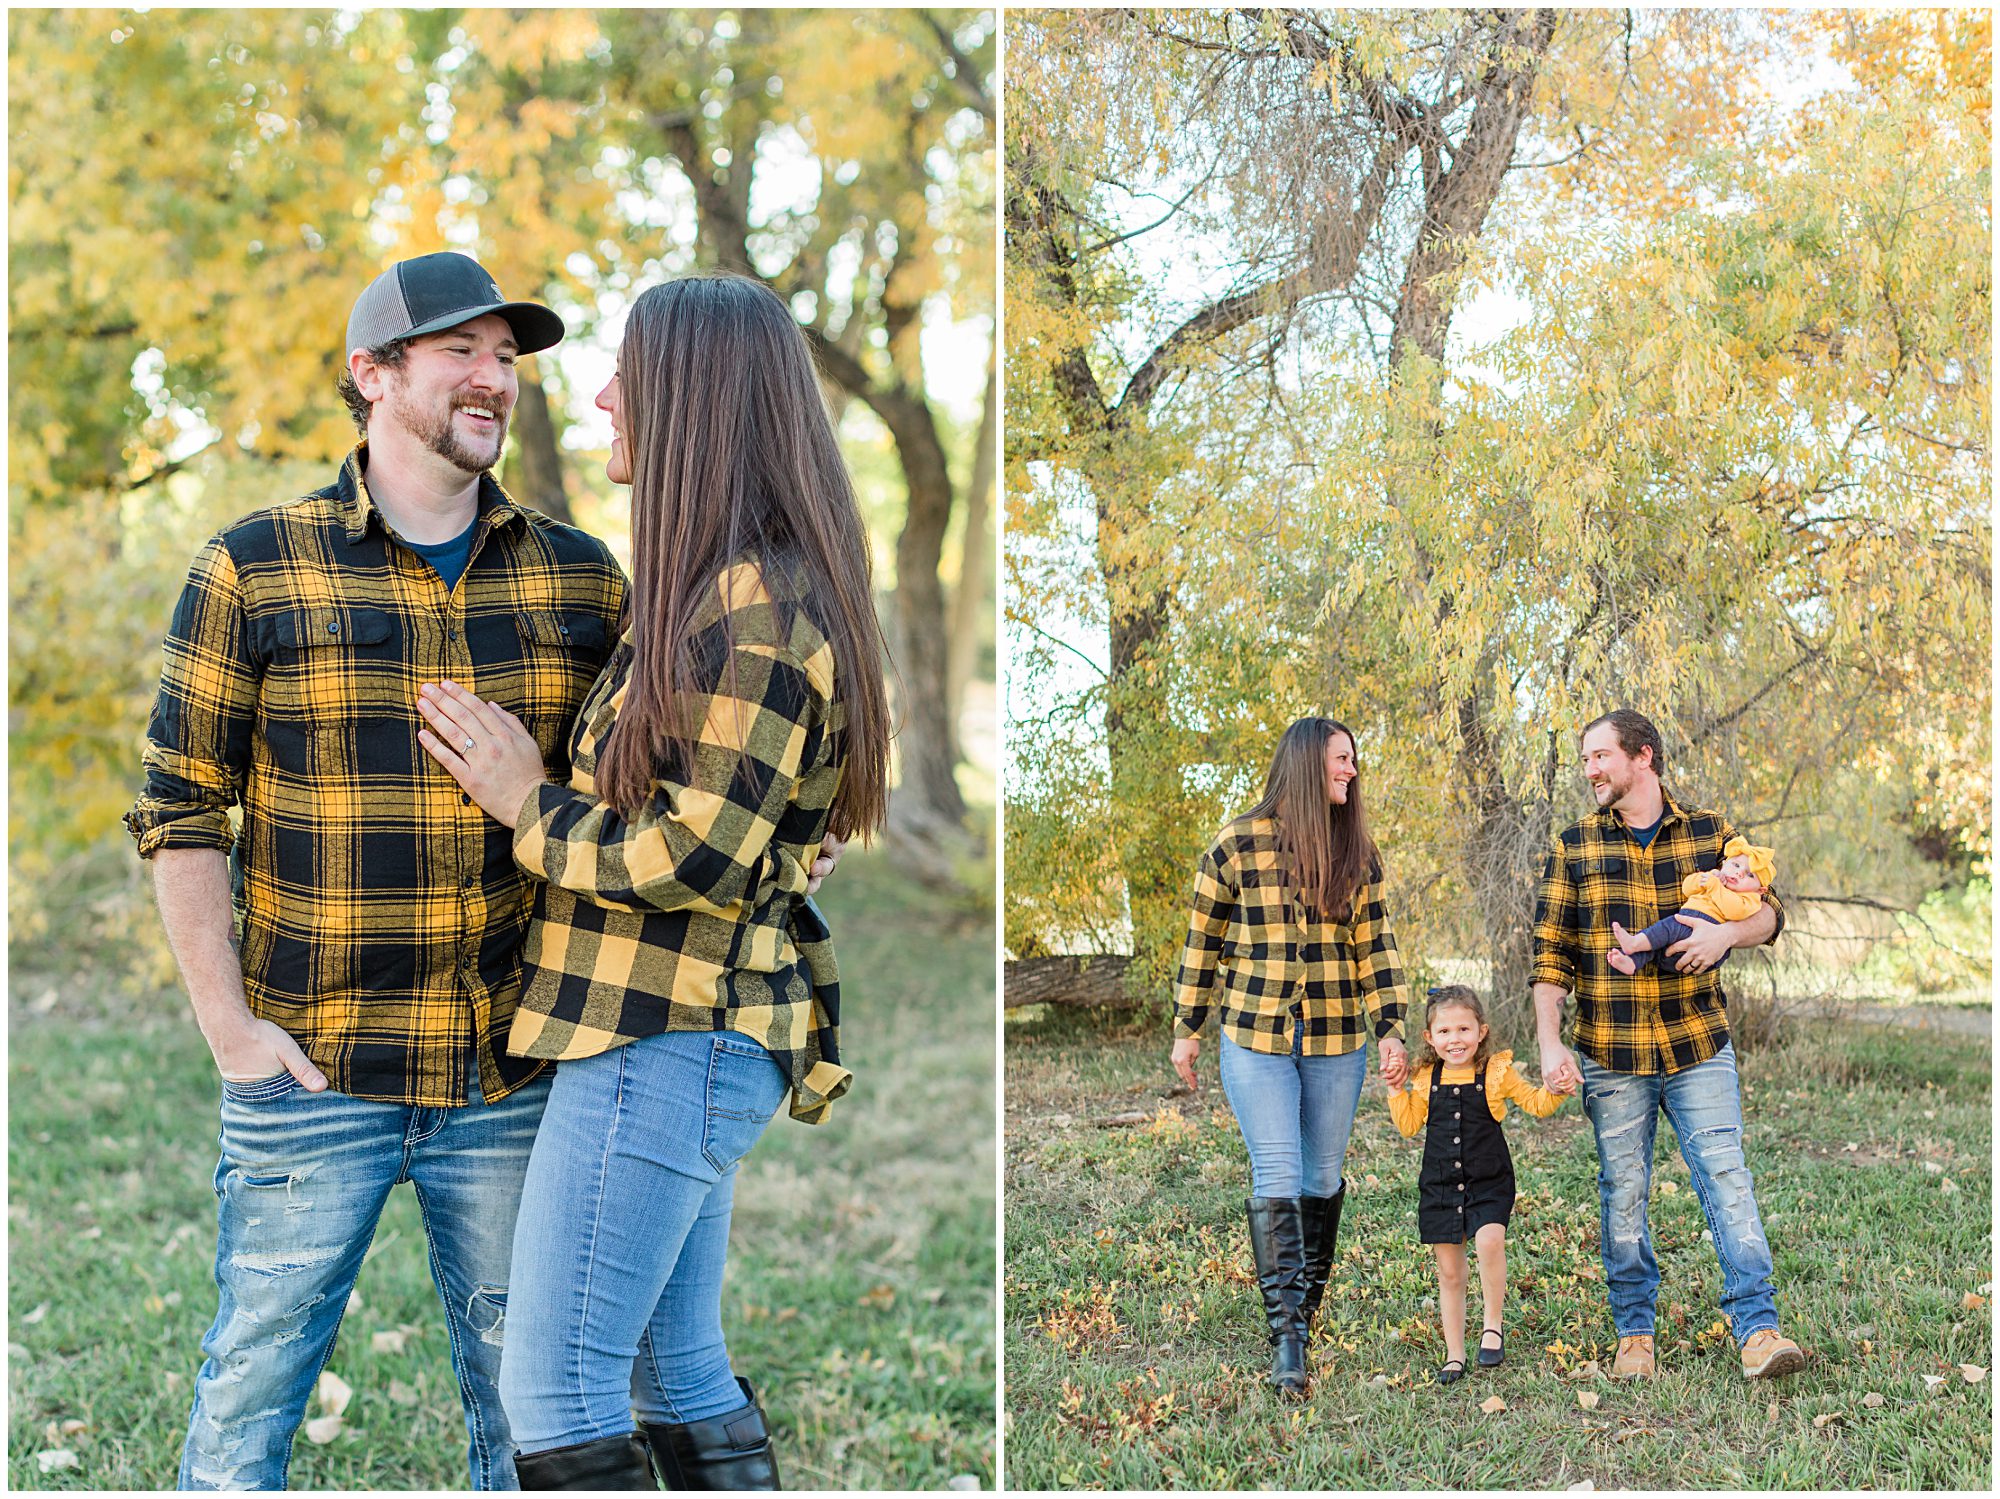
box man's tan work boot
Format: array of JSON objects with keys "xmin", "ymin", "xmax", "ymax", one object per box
[
  {"xmin": 1612, "ymin": 1333, "xmax": 1656, "ymax": 1380},
  {"xmin": 1740, "ymin": 1328, "xmax": 1806, "ymax": 1380}
]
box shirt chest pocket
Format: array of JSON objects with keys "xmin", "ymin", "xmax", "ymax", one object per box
[
  {"xmin": 509, "ymin": 610, "xmax": 611, "ymax": 767},
  {"xmin": 257, "ymin": 607, "xmax": 401, "ymax": 772}
]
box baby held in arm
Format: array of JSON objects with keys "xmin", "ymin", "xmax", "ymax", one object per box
[{"xmin": 1607, "ymin": 837, "xmax": 1776, "ymax": 976}]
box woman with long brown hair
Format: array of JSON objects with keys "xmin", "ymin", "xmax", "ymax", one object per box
[
  {"xmin": 415, "ymin": 273, "xmax": 890, "ymax": 1489},
  {"xmin": 1169, "ymin": 716, "xmax": 1411, "ymax": 1398}
]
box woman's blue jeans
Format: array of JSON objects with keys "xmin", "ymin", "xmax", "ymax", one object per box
[
  {"xmin": 1217, "ymin": 1031, "xmax": 1369, "ymax": 1198},
  {"xmin": 498, "ymin": 1030, "xmax": 789, "ymax": 1452},
  {"xmin": 1579, "ymin": 1042, "xmax": 1780, "ymax": 1344}
]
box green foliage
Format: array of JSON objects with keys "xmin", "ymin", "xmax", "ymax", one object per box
[
  {"xmin": 1004, "ymin": 1010, "xmax": 1992, "ymax": 1489},
  {"xmin": 1855, "ymin": 880, "xmax": 1993, "ymax": 999},
  {"xmin": 1005, "ymin": 11, "xmax": 1992, "ymax": 1003}
]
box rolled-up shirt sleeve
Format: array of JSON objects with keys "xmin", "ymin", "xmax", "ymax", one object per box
[
  {"xmin": 1529, "ymin": 835, "xmax": 1580, "ymax": 990},
  {"xmin": 126, "ymin": 536, "xmax": 256, "ymax": 857}
]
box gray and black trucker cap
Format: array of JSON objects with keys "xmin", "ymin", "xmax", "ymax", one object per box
[{"xmin": 346, "ymin": 251, "xmax": 564, "ymax": 358}]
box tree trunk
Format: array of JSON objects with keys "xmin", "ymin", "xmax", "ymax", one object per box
[
  {"xmin": 1003, "ymin": 955, "xmax": 1137, "ymax": 1009},
  {"xmin": 887, "ymin": 393, "xmax": 969, "ymax": 843},
  {"xmin": 505, "ymin": 369, "xmax": 573, "ymax": 525},
  {"xmin": 947, "ymin": 352, "xmax": 998, "ymax": 729}
]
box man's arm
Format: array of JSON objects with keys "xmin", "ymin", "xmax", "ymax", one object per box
[
  {"xmin": 152, "ymin": 848, "xmax": 326, "ymax": 1089},
  {"xmin": 1663, "ymin": 897, "xmax": 1778, "ymax": 972},
  {"xmin": 1531, "ymin": 981, "xmax": 1579, "ymax": 1093},
  {"xmin": 1529, "ymin": 837, "xmax": 1582, "ymax": 1092}
]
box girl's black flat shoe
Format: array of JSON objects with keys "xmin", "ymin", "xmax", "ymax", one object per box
[
  {"xmin": 1436, "ymin": 1358, "xmax": 1467, "ymax": 1385},
  {"xmin": 1478, "ymin": 1328, "xmax": 1505, "ymax": 1368}
]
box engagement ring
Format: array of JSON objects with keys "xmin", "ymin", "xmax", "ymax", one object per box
[{"xmin": 463, "ymin": 738, "xmax": 476, "ymax": 752}]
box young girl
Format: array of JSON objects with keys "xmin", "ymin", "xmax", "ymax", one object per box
[{"xmin": 1388, "ymin": 986, "xmax": 1567, "ymax": 1384}]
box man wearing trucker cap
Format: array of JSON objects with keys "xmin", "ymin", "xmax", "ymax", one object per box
[{"xmin": 129, "ymin": 252, "xmax": 724, "ymax": 1489}]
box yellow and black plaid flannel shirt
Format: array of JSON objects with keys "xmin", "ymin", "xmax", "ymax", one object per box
[
  {"xmin": 126, "ymin": 445, "xmax": 627, "ymax": 1106},
  {"xmin": 1531, "ymin": 790, "xmax": 1787, "ymax": 1075},
  {"xmin": 507, "ymin": 559, "xmax": 853, "ymax": 1125},
  {"xmin": 1172, "ymin": 815, "xmax": 1409, "ymax": 1055}
]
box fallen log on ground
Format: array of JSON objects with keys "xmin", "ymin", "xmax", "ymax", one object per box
[{"xmin": 1003, "ymin": 955, "xmax": 1137, "ymax": 1009}]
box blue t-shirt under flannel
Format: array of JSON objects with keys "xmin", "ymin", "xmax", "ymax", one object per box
[{"xmin": 405, "ymin": 519, "xmax": 477, "ymax": 591}]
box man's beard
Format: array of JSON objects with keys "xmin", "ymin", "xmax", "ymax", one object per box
[{"xmin": 400, "ymin": 391, "xmax": 509, "ymax": 475}]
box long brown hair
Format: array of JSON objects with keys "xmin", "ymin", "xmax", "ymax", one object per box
[
  {"xmin": 594, "ymin": 273, "xmax": 891, "ymax": 840},
  {"xmin": 1244, "ymin": 716, "xmax": 1375, "ymax": 922},
  {"xmin": 1409, "ymin": 985, "xmax": 1496, "ymax": 1072}
]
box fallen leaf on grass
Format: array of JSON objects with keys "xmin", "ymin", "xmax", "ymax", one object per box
[
  {"xmin": 1364, "ymin": 1374, "xmax": 1392, "ymax": 1390},
  {"xmin": 1962, "ymin": 1292, "xmax": 1986, "ymax": 1312},
  {"xmin": 317, "ymin": 1371, "xmax": 352, "ymax": 1417},
  {"xmin": 1567, "ymin": 1483, "xmax": 1595, "ymax": 1492},
  {"xmin": 1922, "ymin": 1161, "xmax": 1942, "ymax": 1174},
  {"xmin": 1847, "ymin": 1324, "xmax": 1875, "ymax": 1341},
  {"xmin": 60, "ymin": 1419, "xmax": 89, "ymax": 1437},
  {"xmin": 1568, "ymin": 1360, "xmax": 1602, "ymax": 1381},
  {"xmin": 388, "ymin": 1380, "xmax": 420, "ymax": 1408},
  {"xmin": 1861, "ymin": 1392, "xmax": 1885, "ymax": 1408},
  {"xmin": 858, "ymin": 1284, "xmax": 896, "ymax": 1311},
  {"xmin": 371, "ymin": 1330, "xmax": 407, "ymax": 1355},
  {"xmin": 946, "ymin": 1478, "xmax": 980, "ymax": 1492},
  {"xmin": 1765, "ymin": 1400, "xmax": 1779, "ymax": 1424},
  {"xmin": 1479, "ymin": 1395, "xmax": 1507, "ymax": 1414},
  {"xmin": 1959, "ymin": 1364, "xmax": 1985, "ymax": 1384},
  {"xmin": 303, "ymin": 1415, "xmax": 344, "ymax": 1445},
  {"xmin": 22, "ymin": 1303, "xmax": 48, "ymax": 1325},
  {"xmin": 36, "ymin": 1450, "xmax": 78, "ymax": 1473},
  {"xmin": 1941, "ymin": 1179, "xmax": 1960, "ymax": 1195},
  {"xmin": 1576, "ymin": 1390, "xmax": 1601, "ymax": 1411},
  {"xmin": 1812, "ymin": 1412, "xmax": 1843, "ymax": 1429},
  {"xmin": 1920, "ymin": 1374, "xmax": 1949, "ymax": 1393}
]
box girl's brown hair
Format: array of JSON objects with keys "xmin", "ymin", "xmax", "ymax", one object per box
[
  {"xmin": 1409, "ymin": 985, "xmax": 1496, "ymax": 1072},
  {"xmin": 594, "ymin": 273, "xmax": 891, "ymax": 839},
  {"xmin": 1244, "ymin": 716, "xmax": 1376, "ymax": 922}
]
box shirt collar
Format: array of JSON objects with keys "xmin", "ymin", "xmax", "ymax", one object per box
[{"xmin": 337, "ymin": 441, "xmax": 526, "ymax": 546}]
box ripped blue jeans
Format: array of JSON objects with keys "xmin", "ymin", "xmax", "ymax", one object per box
[
  {"xmin": 179, "ymin": 1066, "xmax": 551, "ymax": 1491},
  {"xmin": 1579, "ymin": 1043, "xmax": 1779, "ymax": 1345}
]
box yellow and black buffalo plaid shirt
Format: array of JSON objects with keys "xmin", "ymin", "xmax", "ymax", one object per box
[
  {"xmin": 507, "ymin": 559, "xmax": 853, "ymax": 1125},
  {"xmin": 126, "ymin": 445, "xmax": 627, "ymax": 1106},
  {"xmin": 1172, "ymin": 815, "xmax": 1409, "ymax": 1055},
  {"xmin": 1531, "ymin": 790, "xmax": 1787, "ymax": 1075}
]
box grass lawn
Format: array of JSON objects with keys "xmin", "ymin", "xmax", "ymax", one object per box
[
  {"xmin": 9, "ymin": 846, "xmax": 996, "ymax": 1490},
  {"xmin": 1004, "ymin": 1006, "xmax": 1992, "ymax": 1490}
]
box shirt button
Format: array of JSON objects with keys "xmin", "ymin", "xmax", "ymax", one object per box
[
  {"xmin": 1458, "ymin": 1184, "xmax": 1465, "ymax": 1192},
  {"xmin": 1454, "ymin": 1137, "xmax": 1460, "ymax": 1144},
  {"xmin": 461, "ymin": 793, "xmax": 472, "ymax": 805}
]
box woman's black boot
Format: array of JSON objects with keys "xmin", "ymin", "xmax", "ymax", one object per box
[
  {"xmin": 642, "ymin": 1376, "xmax": 783, "ymax": 1490},
  {"xmin": 1298, "ymin": 1186, "xmax": 1345, "ymax": 1327},
  {"xmin": 514, "ymin": 1432, "xmax": 657, "ymax": 1490},
  {"xmin": 1245, "ymin": 1197, "xmax": 1310, "ymax": 1398}
]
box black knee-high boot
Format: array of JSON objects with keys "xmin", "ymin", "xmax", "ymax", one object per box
[
  {"xmin": 1299, "ymin": 1186, "xmax": 1345, "ymax": 1327},
  {"xmin": 514, "ymin": 1433, "xmax": 657, "ymax": 1490},
  {"xmin": 641, "ymin": 1376, "xmax": 782, "ymax": 1490},
  {"xmin": 1245, "ymin": 1197, "xmax": 1310, "ymax": 1397}
]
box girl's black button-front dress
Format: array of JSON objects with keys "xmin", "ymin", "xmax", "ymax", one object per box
[{"xmin": 1417, "ymin": 1064, "xmax": 1516, "ymax": 1245}]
